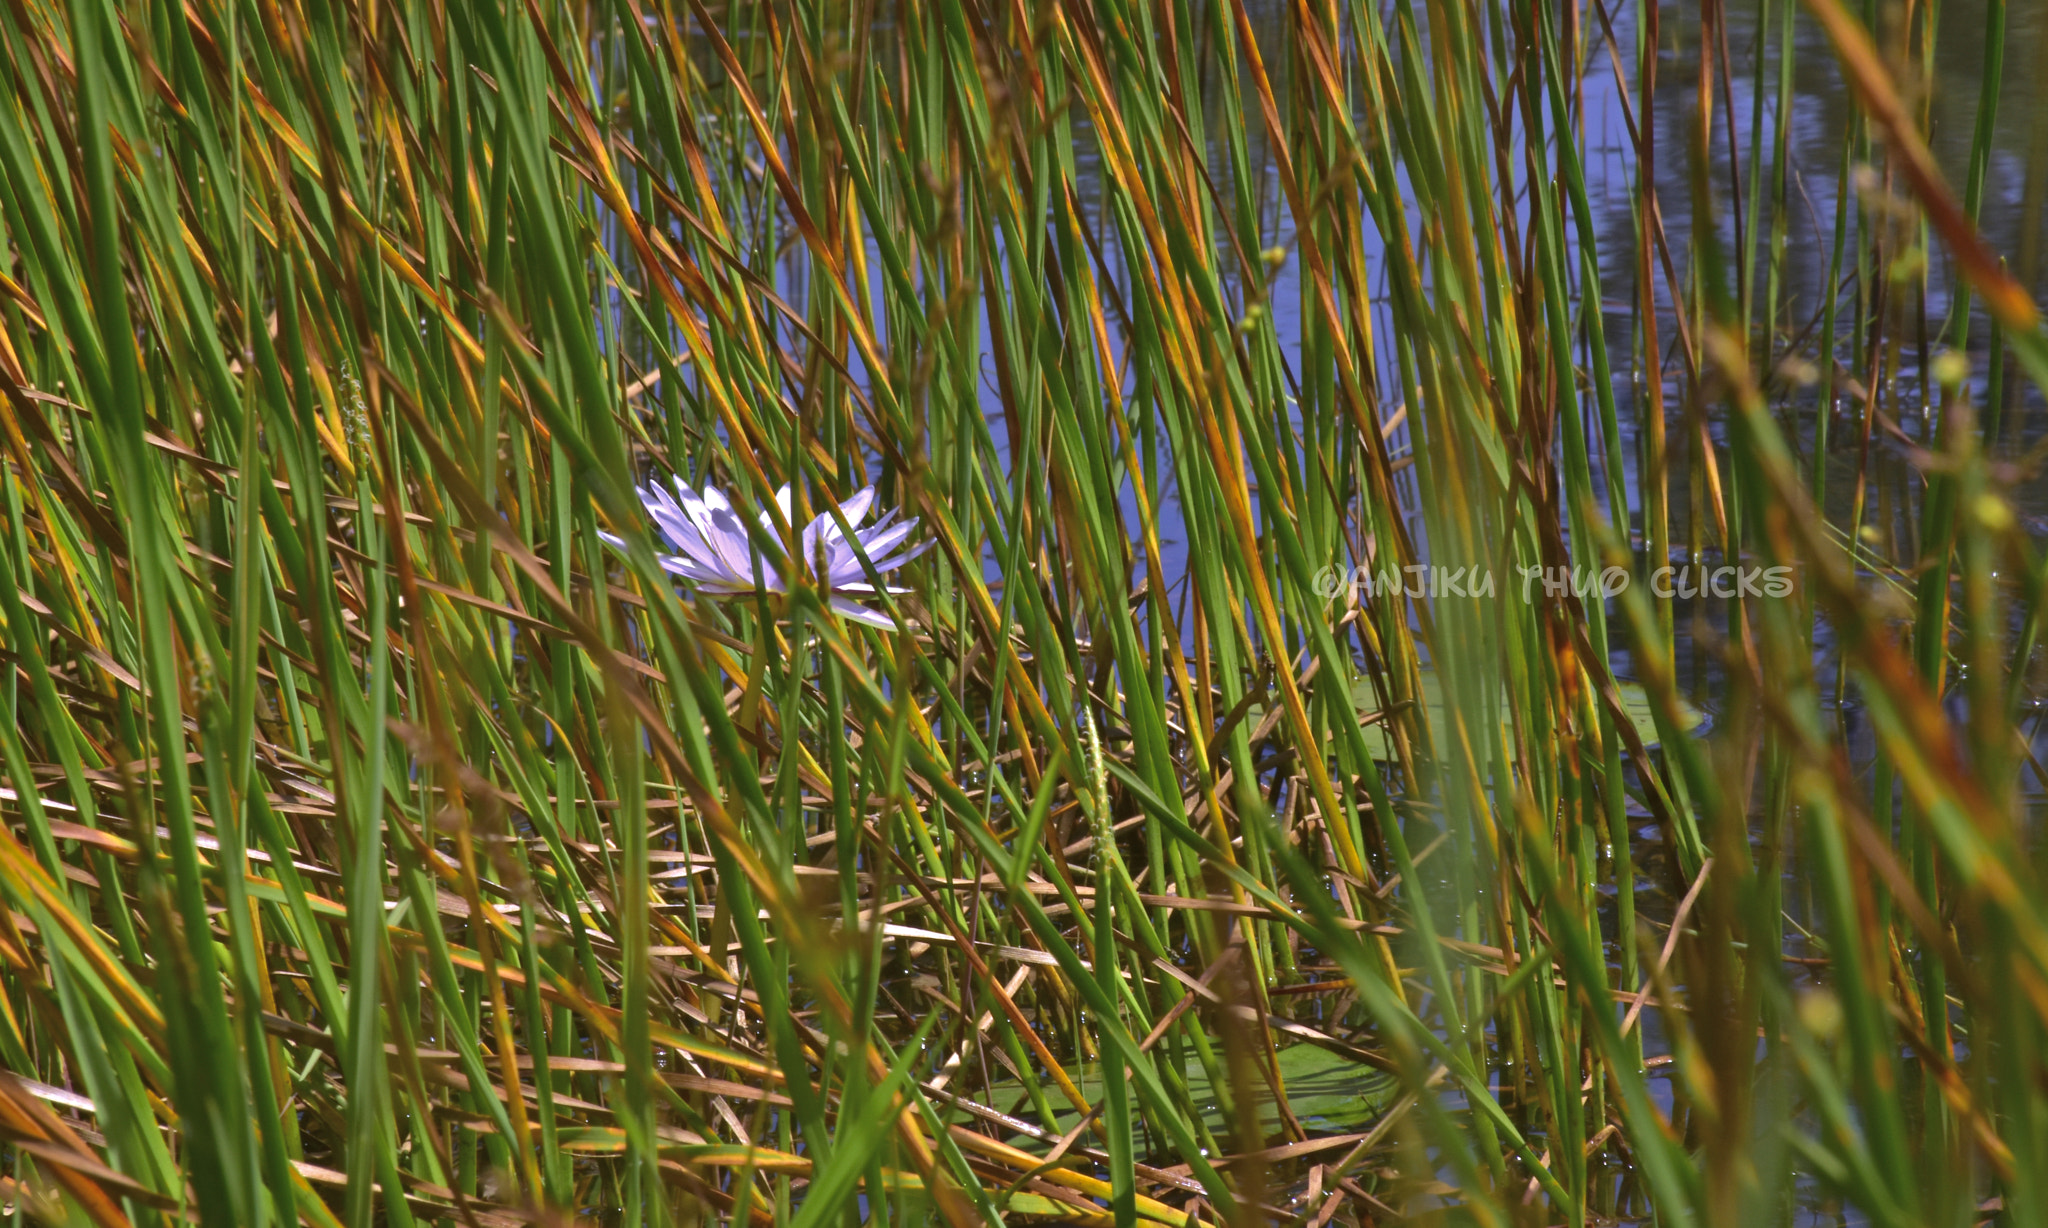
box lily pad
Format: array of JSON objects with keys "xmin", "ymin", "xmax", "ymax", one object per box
[
  {"xmin": 987, "ymin": 1042, "xmax": 1399, "ymax": 1150},
  {"xmin": 1244, "ymin": 670, "xmax": 1704, "ymax": 760}
]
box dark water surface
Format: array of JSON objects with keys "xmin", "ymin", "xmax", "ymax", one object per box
[
  {"xmin": 674, "ymin": 4, "xmax": 2048, "ymax": 1218},
  {"xmin": 729, "ymin": 0, "xmax": 2048, "ymax": 604}
]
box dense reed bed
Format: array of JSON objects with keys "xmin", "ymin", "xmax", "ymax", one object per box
[{"xmin": 2, "ymin": 0, "xmax": 2047, "ymax": 1223}]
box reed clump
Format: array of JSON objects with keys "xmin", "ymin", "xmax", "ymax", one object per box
[{"xmin": 1, "ymin": 0, "xmax": 2045, "ymax": 1225}]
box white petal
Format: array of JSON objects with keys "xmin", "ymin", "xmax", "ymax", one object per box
[
  {"xmin": 672, "ymin": 482, "xmax": 728, "ymax": 552},
  {"xmin": 656, "ymin": 553, "xmax": 724, "ymax": 582},
  {"xmin": 644, "ymin": 484, "xmax": 734, "ymax": 577},
  {"xmin": 857, "ymin": 536, "xmax": 937, "ymax": 578},
  {"xmin": 828, "ymin": 596, "xmax": 898, "ymax": 628},
  {"xmin": 863, "ymin": 508, "xmax": 901, "ymax": 535},
  {"xmin": 831, "ymin": 519, "xmax": 918, "ymax": 584},
  {"xmin": 857, "ymin": 517, "xmax": 919, "ymax": 555},
  {"xmin": 800, "ymin": 512, "xmax": 832, "ymax": 571},
  {"xmin": 672, "ymin": 477, "xmax": 705, "ymax": 516},
  {"xmin": 640, "ymin": 483, "xmax": 698, "ymax": 544},
  {"xmin": 804, "ymin": 488, "xmax": 878, "ymax": 559},
  {"xmin": 702, "ymin": 506, "xmax": 763, "ymax": 580},
  {"xmin": 832, "ymin": 582, "xmax": 913, "ymax": 595},
  {"xmin": 837, "ymin": 487, "xmax": 878, "ymax": 528},
  {"xmin": 681, "ymin": 485, "xmax": 759, "ymax": 581}
]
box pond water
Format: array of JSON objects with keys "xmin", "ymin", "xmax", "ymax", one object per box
[{"xmin": 641, "ymin": 2, "xmax": 2048, "ymax": 1218}]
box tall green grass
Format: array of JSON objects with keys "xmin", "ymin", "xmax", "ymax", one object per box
[{"xmin": 0, "ymin": 0, "xmax": 2045, "ymax": 1224}]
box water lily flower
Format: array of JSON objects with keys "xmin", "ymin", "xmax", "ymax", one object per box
[{"xmin": 601, "ymin": 478, "xmax": 932, "ymax": 628}]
